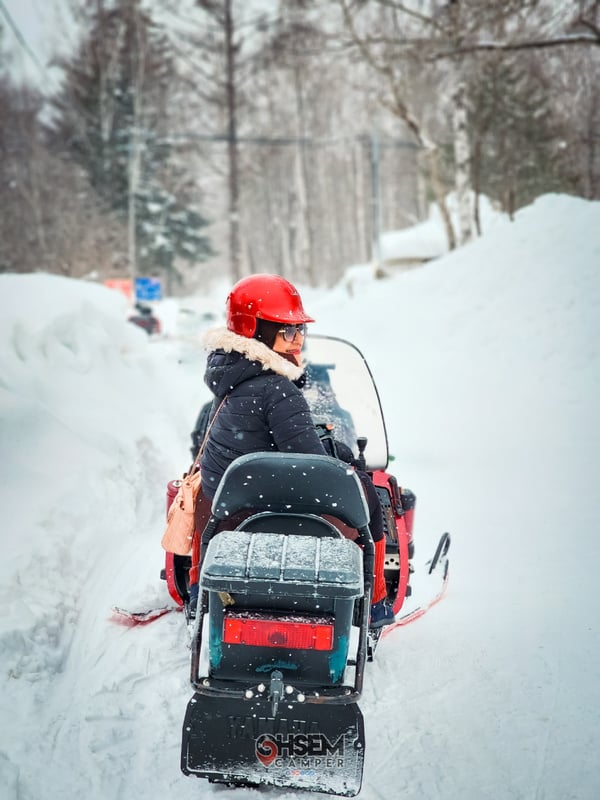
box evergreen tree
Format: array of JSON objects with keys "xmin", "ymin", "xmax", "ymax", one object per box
[
  {"xmin": 49, "ymin": 0, "xmax": 212, "ymax": 284},
  {"xmin": 468, "ymin": 54, "xmax": 571, "ymax": 217}
]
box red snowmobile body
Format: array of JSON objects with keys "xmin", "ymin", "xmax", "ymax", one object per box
[
  {"xmin": 164, "ymin": 336, "xmax": 416, "ymax": 617},
  {"xmin": 160, "ymin": 336, "xmax": 449, "ymax": 797}
]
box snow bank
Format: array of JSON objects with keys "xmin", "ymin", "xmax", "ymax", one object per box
[
  {"xmin": 380, "ymin": 192, "xmax": 506, "ymax": 262},
  {"xmin": 0, "ymin": 274, "xmax": 207, "ymax": 799}
]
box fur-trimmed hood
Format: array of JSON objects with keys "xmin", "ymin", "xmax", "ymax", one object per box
[
  {"xmin": 201, "ymin": 327, "xmax": 305, "ymax": 382},
  {"xmin": 198, "ymin": 328, "xmax": 325, "ymax": 498}
]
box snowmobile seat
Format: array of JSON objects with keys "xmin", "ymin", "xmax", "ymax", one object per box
[
  {"xmin": 208, "ymin": 451, "xmax": 371, "ymax": 532},
  {"xmin": 236, "ymin": 511, "xmax": 341, "ymax": 538}
]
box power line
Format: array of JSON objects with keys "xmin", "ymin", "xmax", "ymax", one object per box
[
  {"xmin": 0, "ymin": 0, "xmax": 46, "ymax": 77},
  {"xmin": 161, "ymin": 132, "xmax": 421, "ymax": 149}
]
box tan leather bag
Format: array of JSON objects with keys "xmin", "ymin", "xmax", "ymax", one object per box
[
  {"xmin": 160, "ymin": 470, "xmax": 203, "ymax": 555},
  {"xmin": 160, "ymin": 397, "xmax": 226, "ymax": 555}
]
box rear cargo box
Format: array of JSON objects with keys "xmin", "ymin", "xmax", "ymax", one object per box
[{"xmin": 201, "ymin": 531, "xmax": 363, "ymax": 684}]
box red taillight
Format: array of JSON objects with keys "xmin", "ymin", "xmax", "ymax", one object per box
[{"xmin": 223, "ymin": 615, "xmax": 334, "ymax": 651}]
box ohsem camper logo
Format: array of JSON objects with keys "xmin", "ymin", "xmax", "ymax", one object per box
[{"xmin": 255, "ymin": 732, "xmax": 345, "ymax": 768}]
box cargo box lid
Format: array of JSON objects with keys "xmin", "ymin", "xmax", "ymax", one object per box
[{"xmin": 201, "ymin": 531, "xmax": 363, "ymax": 598}]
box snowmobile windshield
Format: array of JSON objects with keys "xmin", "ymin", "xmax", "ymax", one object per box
[{"xmin": 302, "ymin": 335, "xmax": 389, "ymax": 471}]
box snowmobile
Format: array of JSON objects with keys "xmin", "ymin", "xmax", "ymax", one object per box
[{"xmin": 161, "ymin": 335, "xmax": 450, "ymax": 797}]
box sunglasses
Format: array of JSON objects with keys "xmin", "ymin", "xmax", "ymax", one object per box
[{"xmin": 278, "ymin": 323, "xmax": 307, "ymax": 342}]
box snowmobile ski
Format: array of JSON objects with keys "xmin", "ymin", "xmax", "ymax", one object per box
[
  {"xmin": 109, "ymin": 605, "xmax": 179, "ymax": 626},
  {"xmin": 382, "ymin": 569, "xmax": 449, "ymax": 637},
  {"xmin": 381, "ymin": 532, "xmax": 451, "ymax": 640},
  {"xmin": 368, "ymin": 533, "xmax": 451, "ymax": 656}
]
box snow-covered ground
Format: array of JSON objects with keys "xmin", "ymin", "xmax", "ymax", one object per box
[{"xmin": 1, "ymin": 193, "xmax": 599, "ymax": 800}]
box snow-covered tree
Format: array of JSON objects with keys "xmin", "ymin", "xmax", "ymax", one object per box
[
  {"xmin": 49, "ymin": 0, "xmax": 213, "ymax": 286},
  {"xmin": 336, "ymin": 0, "xmax": 600, "ymax": 248}
]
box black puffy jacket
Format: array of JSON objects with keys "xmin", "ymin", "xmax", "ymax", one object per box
[{"xmin": 199, "ymin": 328, "xmax": 326, "ymax": 498}]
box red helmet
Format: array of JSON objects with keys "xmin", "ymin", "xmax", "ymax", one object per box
[{"xmin": 226, "ymin": 273, "xmax": 315, "ymax": 338}]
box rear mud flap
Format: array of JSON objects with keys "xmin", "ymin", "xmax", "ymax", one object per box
[{"xmin": 181, "ymin": 691, "xmax": 365, "ymax": 797}]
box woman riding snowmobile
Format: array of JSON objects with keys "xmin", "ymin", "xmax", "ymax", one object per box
[{"xmin": 189, "ymin": 273, "xmax": 395, "ymax": 628}]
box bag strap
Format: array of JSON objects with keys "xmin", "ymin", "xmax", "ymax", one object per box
[{"xmin": 189, "ymin": 395, "xmax": 227, "ymax": 474}]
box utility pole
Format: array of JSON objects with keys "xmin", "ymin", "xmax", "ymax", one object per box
[
  {"xmin": 128, "ymin": 0, "xmax": 146, "ymax": 302},
  {"xmin": 370, "ymin": 132, "xmax": 383, "ymax": 274},
  {"xmin": 127, "ymin": 131, "xmax": 139, "ymax": 295},
  {"xmin": 224, "ymin": 0, "xmax": 242, "ymax": 282}
]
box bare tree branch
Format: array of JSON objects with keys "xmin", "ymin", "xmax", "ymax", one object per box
[{"xmin": 431, "ymin": 34, "xmax": 599, "ymax": 60}]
